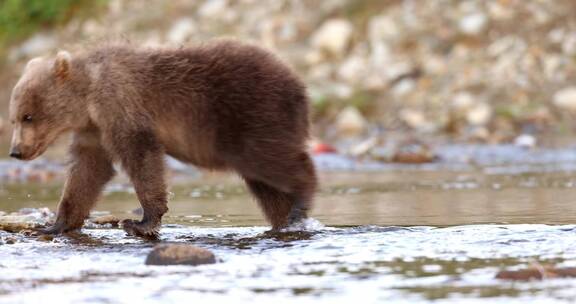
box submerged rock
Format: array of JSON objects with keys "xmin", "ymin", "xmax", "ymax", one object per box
[
  {"xmin": 145, "ymin": 244, "xmax": 216, "ymax": 266},
  {"xmin": 496, "ymin": 266, "xmax": 576, "ymax": 281}
]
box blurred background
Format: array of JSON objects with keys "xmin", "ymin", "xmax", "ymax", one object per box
[{"xmin": 2, "ymin": 0, "xmax": 576, "ymax": 160}]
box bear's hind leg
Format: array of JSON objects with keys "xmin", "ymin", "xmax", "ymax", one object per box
[
  {"xmin": 243, "ymin": 152, "xmax": 317, "ymax": 230},
  {"xmin": 245, "ymin": 179, "xmax": 295, "ymax": 230}
]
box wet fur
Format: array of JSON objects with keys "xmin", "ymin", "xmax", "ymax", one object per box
[{"xmin": 15, "ymin": 40, "xmax": 317, "ymax": 237}]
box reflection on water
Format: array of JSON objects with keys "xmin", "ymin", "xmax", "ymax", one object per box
[
  {"xmin": 3, "ymin": 160, "xmax": 576, "ymax": 302},
  {"xmin": 4, "ymin": 170, "xmax": 576, "ymax": 226}
]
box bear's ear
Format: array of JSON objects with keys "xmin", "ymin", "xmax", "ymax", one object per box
[
  {"xmin": 25, "ymin": 57, "xmax": 43, "ymax": 70},
  {"xmin": 53, "ymin": 50, "xmax": 72, "ymax": 81}
]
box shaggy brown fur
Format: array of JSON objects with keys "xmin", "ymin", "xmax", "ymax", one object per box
[{"xmin": 8, "ymin": 40, "xmax": 317, "ymax": 238}]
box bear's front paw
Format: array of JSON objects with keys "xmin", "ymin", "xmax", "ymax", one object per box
[
  {"xmin": 37, "ymin": 221, "xmax": 80, "ymax": 235},
  {"xmin": 121, "ymin": 219, "xmax": 160, "ymax": 240}
]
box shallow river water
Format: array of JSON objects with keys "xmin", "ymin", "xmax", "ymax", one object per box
[{"xmin": 3, "ymin": 144, "xmax": 576, "ymax": 303}]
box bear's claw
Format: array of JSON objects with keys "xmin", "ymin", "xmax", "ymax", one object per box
[{"xmin": 121, "ymin": 219, "xmax": 160, "ymax": 240}]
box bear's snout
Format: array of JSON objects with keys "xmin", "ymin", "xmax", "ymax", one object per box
[{"xmin": 9, "ymin": 145, "xmax": 23, "ymax": 159}]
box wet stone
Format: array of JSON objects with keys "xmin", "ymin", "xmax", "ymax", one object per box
[
  {"xmin": 496, "ymin": 266, "xmax": 576, "ymax": 281},
  {"xmin": 19, "ymin": 229, "xmax": 39, "ymax": 237},
  {"xmin": 0, "ymin": 208, "xmax": 53, "ymax": 233},
  {"xmin": 392, "ymin": 141, "xmax": 437, "ymax": 164},
  {"xmin": 37, "ymin": 234, "xmax": 54, "ymax": 242},
  {"xmin": 90, "ymin": 215, "xmax": 120, "ymax": 227},
  {"xmin": 0, "ymin": 217, "xmax": 39, "ymax": 233},
  {"xmin": 145, "ymin": 244, "xmax": 216, "ymax": 266}
]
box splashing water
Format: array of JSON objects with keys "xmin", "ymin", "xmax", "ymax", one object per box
[
  {"xmin": 1, "ymin": 224, "xmax": 576, "ymax": 303},
  {"xmin": 282, "ymin": 217, "xmax": 326, "ymax": 232}
]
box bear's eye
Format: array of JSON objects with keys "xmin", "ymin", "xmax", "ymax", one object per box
[{"xmin": 22, "ymin": 114, "xmax": 33, "ymax": 123}]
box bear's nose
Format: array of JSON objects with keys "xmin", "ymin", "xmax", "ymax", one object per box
[{"xmin": 9, "ymin": 147, "xmax": 22, "ymax": 159}]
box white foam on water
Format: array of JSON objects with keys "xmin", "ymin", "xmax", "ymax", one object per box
[
  {"xmin": 282, "ymin": 217, "xmax": 326, "ymax": 232},
  {"xmin": 2, "ymin": 224, "xmax": 576, "ymax": 303}
]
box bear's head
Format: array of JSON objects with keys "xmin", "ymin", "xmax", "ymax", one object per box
[{"xmin": 9, "ymin": 50, "xmax": 87, "ymax": 160}]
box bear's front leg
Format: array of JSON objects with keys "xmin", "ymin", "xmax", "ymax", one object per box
[
  {"xmin": 41, "ymin": 132, "xmax": 115, "ymax": 234},
  {"xmin": 108, "ymin": 129, "xmax": 168, "ymax": 240}
]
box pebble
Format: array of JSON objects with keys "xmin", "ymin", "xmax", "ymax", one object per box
[
  {"xmin": 399, "ymin": 109, "xmax": 435, "ymax": 132},
  {"xmin": 198, "ymin": 0, "xmax": 236, "ymax": 22},
  {"xmin": 335, "ymin": 106, "xmax": 368, "ymax": 137},
  {"xmin": 145, "ymin": 244, "xmax": 216, "ymax": 266},
  {"xmin": 167, "ymin": 18, "xmax": 196, "ymax": 44},
  {"xmin": 553, "ymin": 87, "xmax": 576, "ymax": 112},
  {"xmin": 459, "ymin": 13, "xmax": 488, "ymax": 35},
  {"xmin": 514, "ymin": 134, "xmax": 537, "ymax": 149},
  {"xmin": 311, "ymin": 18, "xmax": 353, "ymax": 57},
  {"xmin": 466, "ymin": 103, "xmax": 492, "ymax": 126}
]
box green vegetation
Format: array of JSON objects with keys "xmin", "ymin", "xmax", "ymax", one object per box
[{"xmin": 0, "ymin": 0, "xmax": 105, "ymax": 49}]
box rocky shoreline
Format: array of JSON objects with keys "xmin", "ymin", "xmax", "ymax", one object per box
[{"xmin": 2, "ymin": 0, "xmax": 576, "ymax": 144}]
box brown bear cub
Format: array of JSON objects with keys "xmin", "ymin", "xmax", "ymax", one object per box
[{"xmin": 8, "ymin": 40, "xmax": 317, "ymax": 238}]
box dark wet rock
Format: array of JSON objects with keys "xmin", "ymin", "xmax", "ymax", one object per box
[
  {"xmin": 19, "ymin": 229, "xmax": 39, "ymax": 237},
  {"xmin": 391, "ymin": 140, "xmax": 437, "ymax": 164},
  {"xmin": 183, "ymin": 230, "xmax": 317, "ymax": 250},
  {"xmin": 263, "ymin": 230, "xmax": 315, "ymax": 242},
  {"xmin": 496, "ymin": 266, "xmax": 576, "ymax": 281},
  {"xmin": 145, "ymin": 244, "xmax": 216, "ymax": 266},
  {"xmin": 61, "ymin": 232, "xmax": 106, "ymax": 246},
  {"xmin": 90, "ymin": 215, "xmax": 120, "ymax": 227},
  {"xmin": 5, "ymin": 237, "xmax": 16, "ymax": 244},
  {"xmin": 37, "ymin": 234, "xmax": 54, "ymax": 242}
]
